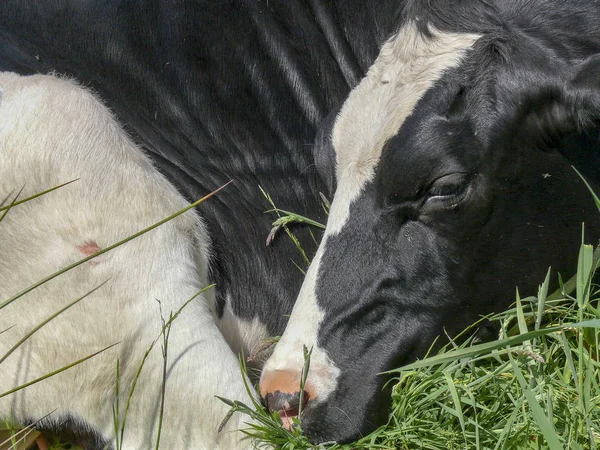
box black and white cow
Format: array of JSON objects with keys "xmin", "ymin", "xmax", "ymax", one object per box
[
  {"xmin": 0, "ymin": 1, "xmax": 398, "ymax": 448},
  {"xmin": 3, "ymin": 0, "xmax": 600, "ymax": 447},
  {"xmin": 261, "ymin": 0, "xmax": 600, "ymax": 444}
]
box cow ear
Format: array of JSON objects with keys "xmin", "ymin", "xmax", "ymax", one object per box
[
  {"xmin": 509, "ymin": 54, "xmax": 600, "ymax": 152},
  {"xmin": 558, "ymin": 54, "xmax": 600, "ymax": 133},
  {"xmin": 313, "ymin": 108, "xmax": 339, "ymax": 198},
  {"xmin": 557, "ymin": 55, "xmax": 600, "ymax": 179}
]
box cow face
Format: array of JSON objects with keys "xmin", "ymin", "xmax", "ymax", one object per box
[{"xmin": 261, "ymin": 21, "xmax": 600, "ymax": 443}]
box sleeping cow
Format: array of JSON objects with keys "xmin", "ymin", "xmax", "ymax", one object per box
[
  {"xmin": 0, "ymin": 1, "xmax": 398, "ymax": 448},
  {"xmin": 262, "ymin": 0, "xmax": 600, "ymax": 443}
]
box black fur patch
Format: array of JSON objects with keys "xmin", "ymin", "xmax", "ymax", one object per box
[
  {"xmin": 24, "ymin": 415, "xmax": 111, "ymax": 450},
  {"xmin": 0, "ymin": 0, "xmax": 399, "ymax": 335}
]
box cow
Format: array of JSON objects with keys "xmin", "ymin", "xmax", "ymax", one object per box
[
  {"xmin": 261, "ymin": 0, "xmax": 600, "ymax": 444},
  {"xmin": 0, "ymin": 71, "xmax": 254, "ymax": 449},
  {"xmin": 0, "ymin": 1, "xmax": 399, "ymax": 448}
]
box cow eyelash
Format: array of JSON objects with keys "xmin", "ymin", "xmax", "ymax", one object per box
[
  {"xmin": 428, "ymin": 181, "xmax": 464, "ymax": 198},
  {"xmin": 424, "ymin": 172, "xmax": 473, "ymax": 208}
]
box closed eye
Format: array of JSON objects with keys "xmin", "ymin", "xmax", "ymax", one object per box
[
  {"xmin": 424, "ymin": 172, "xmax": 474, "ymax": 209},
  {"xmin": 383, "ymin": 172, "xmax": 474, "ymax": 218}
]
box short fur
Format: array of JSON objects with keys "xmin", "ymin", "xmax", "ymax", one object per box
[
  {"xmin": 0, "ymin": 0, "xmax": 399, "ymax": 348},
  {"xmin": 0, "ymin": 73, "xmax": 254, "ymax": 448}
]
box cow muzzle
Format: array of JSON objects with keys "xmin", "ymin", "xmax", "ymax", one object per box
[{"xmin": 259, "ymin": 368, "xmax": 315, "ymax": 429}]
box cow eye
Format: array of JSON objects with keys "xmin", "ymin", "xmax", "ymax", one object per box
[{"xmin": 425, "ymin": 172, "xmax": 472, "ymax": 208}]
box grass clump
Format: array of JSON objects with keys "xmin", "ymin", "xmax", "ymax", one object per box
[{"xmin": 384, "ymin": 275, "xmax": 600, "ymax": 449}]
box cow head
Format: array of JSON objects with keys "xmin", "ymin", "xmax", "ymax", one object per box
[{"xmin": 261, "ymin": 19, "xmax": 600, "ymax": 443}]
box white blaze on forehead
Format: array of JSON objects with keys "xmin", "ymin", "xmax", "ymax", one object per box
[
  {"xmin": 263, "ymin": 23, "xmax": 480, "ymax": 403},
  {"xmin": 329, "ymin": 22, "xmax": 480, "ymax": 235}
]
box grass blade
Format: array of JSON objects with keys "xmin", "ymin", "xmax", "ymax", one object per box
[
  {"xmin": 0, "ymin": 180, "xmax": 78, "ymax": 213},
  {"xmin": 0, "ymin": 344, "xmax": 118, "ymax": 399},
  {"xmin": 573, "ymin": 166, "xmax": 600, "ymax": 212},
  {"xmin": 116, "ymin": 285, "xmax": 213, "ymax": 448},
  {"xmin": 536, "ymin": 268, "xmax": 552, "ymax": 332},
  {"xmin": 443, "ymin": 371, "xmax": 466, "ymax": 437},
  {"xmin": 385, "ymin": 319, "xmax": 600, "ymax": 373},
  {"xmin": 508, "ymin": 354, "xmax": 563, "ymax": 450},
  {"xmin": 0, "ymin": 280, "xmax": 109, "ymax": 365},
  {"xmin": 0, "ymin": 186, "xmax": 25, "ymax": 223},
  {"xmin": 0, "ymin": 182, "xmax": 230, "ymax": 312}
]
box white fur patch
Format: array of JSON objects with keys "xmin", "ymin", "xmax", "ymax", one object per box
[
  {"xmin": 263, "ymin": 23, "xmax": 480, "ymax": 403},
  {"xmin": 0, "ymin": 73, "xmax": 254, "ymax": 449},
  {"xmin": 261, "ymin": 242, "xmax": 340, "ymax": 404},
  {"xmin": 216, "ymin": 296, "xmax": 270, "ymax": 358}
]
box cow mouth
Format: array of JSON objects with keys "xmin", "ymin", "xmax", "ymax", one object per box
[
  {"xmin": 279, "ymin": 406, "xmax": 300, "ymax": 430},
  {"xmin": 265, "ymin": 392, "xmax": 310, "ymax": 430},
  {"xmin": 263, "ymin": 388, "xmax": 311, "ymax": 430}
]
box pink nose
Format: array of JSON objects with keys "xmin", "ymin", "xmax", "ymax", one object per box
[{"xmin": 260, "ymin": 369, "xmax": 314, "ymax": 429}]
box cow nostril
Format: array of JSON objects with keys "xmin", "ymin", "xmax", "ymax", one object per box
[
  {"xmin": 264, "ymin": 389, "xmax": 310, "ymax": 416},
  {"xmin": 260, "ymin": 369, "xmax": 314, "ymax": 428}
]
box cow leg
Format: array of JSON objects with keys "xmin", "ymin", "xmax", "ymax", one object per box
[{"xmin": 0, "ymin": 72, "xmax": 254, "ymax": 449}]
